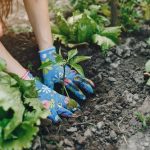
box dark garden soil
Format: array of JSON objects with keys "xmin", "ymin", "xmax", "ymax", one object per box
[{"xmin": 1, "ymin": 28, "xmax": 150, "ymax": 150}]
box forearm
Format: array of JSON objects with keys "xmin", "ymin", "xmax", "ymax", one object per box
[
  {"xmin": 23, "ymin": 0, "xmax": 53, "ymax": 50},
  {"xmin": 0, "ymin": 42, "xmax": 26, "ymax": 77}
]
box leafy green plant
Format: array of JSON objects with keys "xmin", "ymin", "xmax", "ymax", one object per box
[
  {"xmin": 69, "ymin": 0, "xmax": 111, "ymax": 18},
  {"xmin": 119, "ymin": 0, "xmax": 142, "ymax": 32},
  {"xmin": 69, "ymin": 0, "xmax": 148, "ymax": 33},
  {"xmin": 52, "ymin": 11, "xmax": 121, "ymax": 53},
  {"xmin": 0, "ymin": 58, "xmax": 49, "ymax": 150},
  {"xmin": 69, "ymin": 0, "xmax": 97, "ymax": 12},
  {"xmin": 141, "ymin": 0, "xmax": 150, "ymax": 21},
  {"xmin": 136, "ymin": 112, "xmax": 150, "ymax": 129},
  {"xmin": 105, "ymin": 0, "xmax": 148, "ymax": 32},
  {"xmin": 39, "ymin": 49, "xmax": 91, "ymax": 97}
]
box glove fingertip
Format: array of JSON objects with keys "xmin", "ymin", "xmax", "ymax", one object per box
[
  {"xmin": 80, "ymin": 94, "xmax": 86, "ymax": 100},
  {"xmin": 87, "ymin": 86, "xmax": 94, "ymax": 94},
  {"xmin": 77, "ymin": 103, "xmax": 80, "ymax": 109},
  {"xmin": 84, "ymin": 78, "xmax": 95, "ymax": 87},
  {"xmin": 90, "ymin": 80, "xmax": 95, "ymax": 87},
  {"xmin": 61, "ymin": 111, "xmax": 73, "ymax": 118}
]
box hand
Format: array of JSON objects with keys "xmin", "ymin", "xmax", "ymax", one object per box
[
  {"xmin": 28, "ymin": 73, "xmax": 79, "ymax": 123},
  {"xmin": 39, "ymin": 47, "xmax": 95, "ymax": 100}
]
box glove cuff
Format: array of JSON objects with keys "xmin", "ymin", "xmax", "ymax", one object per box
[
  {"xmin": 21, "ymin": 70, "xmax": 30, "ymax": 80},
  {"xmin": 39, "ymin": 46, "xmax": 56, "ymax": 62},
  {"xmin": 21, "ymin": 70, "xmax": 35, "ymax": 80}
]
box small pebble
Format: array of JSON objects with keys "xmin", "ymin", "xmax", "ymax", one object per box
[
  {"xmin": 66, "ymin": 127, "xmax": 77, "ymax": 133},
  {"xmin": 97, "ymin": 121, "xmax": 104, "ymax": 130}
]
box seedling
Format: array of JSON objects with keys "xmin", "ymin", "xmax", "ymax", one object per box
[
  {"xmin": 135, "ymin": 112, "xmax": 150, "ymax": 129},
  {"xmin": 39, "ymin": 49, "xmax": 91, "ymax": 97}
]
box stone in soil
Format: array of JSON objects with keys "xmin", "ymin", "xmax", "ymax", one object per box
[
  {"xmin": 119, "ymin": 131, "xmax": 150, "ymax": 150},
  {"xmin": 84, "ymin": 128, "xmax": 92, "ymax": 138},
  {"xmin": 97, "ymin": 121, "xmax": 104, "ymax": 130},
  {"xmin": 138, "ymin": 96, "xmax": 150, "ymax": 114},
  {"xmin": 66, "ymin": 127, "xmax": 78, "ymax": 133}
]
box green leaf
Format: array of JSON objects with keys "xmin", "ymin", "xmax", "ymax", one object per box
[
  {"xmin": 67, "ymin": 99, "xmax": 78, "ymax": 110},
  {"xmin": 89, "ymin": 5, "xmax": 101, "ymax": 12},
  {"xmin": 92, "ymin": 34, "xmax": 116, "ymax": 51},
  {"xmin": 74, "ymin": 14, "xmax": 98, "ymax": 43},
  {"xmin": 58, "ymin": 48, "xmax": 62, "ymax": 56},
  {"xmin": 69, "ymin": 56, "xmax": 91, "ymax": 64},
  {"xmin": 70, "ymin": 63, "xmax": 84, "ymax": 76},
  {"xmin": 0, "ymin": 58, "xmax": 6, "ymax": 71},
  {"xmin": 100, "ymin": 3, "xmax": 111, "ymax": 17},
  {"xmin": 68, "ymin": 49, "xmax": 78, "ymax": 61},
  {"xmin": 68, "ymin": 42, "xmax": 89, "ymax": 48},
  {"xmin": 141, "ymin": 2, "xmax": 150, "ymax": 21},
  {"xmin": 145, "ymin": 60, "xmax": 150, "ymax": 72},
  {"xmin": 55, "ymin": 54, "xmax": 67, "ymax": 66},
  {"xmin": 0, "ymin": 67, "xmax": 48, "ymax": 149},
  {"xmin": 67, "ymin": 14, "xmax": 83, "ymax": 24},
  {"xmin": 100, "ymin": 26, "xmax": 121, "ymax": 43},
  {"xmin": 0, "ymin": 72, "xmax": 17, "ymax": 86},
  {"xmin": 136, "ymin": 112, "xmax": 147, "ymax": 128},
  {"xmin": 51, "ymin": 22, "xmax": 60, "ymax": 34},
  {"xmin": 24, "ymin": 97, "xmax": 49, "ymax": 124},
  {"xmin": 0, "ymin": 84, "xmax": 25, "ymax": 139},
  {"xmin": 38, "ymin": 60, "xmax": 54, "ymax": 70},
  {"xmin": 1, "ymin": 123, "xmax": 39, "ymax": 150},
  {"xmin": 55, "ymin": 12, "xmax": 70, "ymax": 36},
  {"xmin": 55, "ymin": 53, "xmax": 64, "ymax": 62},
  {"xmin": 13, "ymin": 77, "xmax": 38, "ymax": 98}
]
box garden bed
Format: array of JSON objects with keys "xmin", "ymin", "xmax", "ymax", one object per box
[{"xmin": 1, "ymin": 29, "xmax": 150, "ymax": 149}]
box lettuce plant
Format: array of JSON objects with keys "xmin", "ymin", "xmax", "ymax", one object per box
[
  {"xmin": 52, "ymin": 10, "xmax": 121, "ymax": 53},
  {"xmin": 141, "ymin": 0, "xmax": 150, "ymax": 21},
  {"xmin": 0, "ymin": 58, "xmax": 49, "ymax": 150},
  {"xmin": 69, "ymin": 0, "xmax": 145, "ymax": 33},
  {"xmin": 69, "ymin": 0, "xmax": 97, "ymax": 12},
  {"xmin": 119, "ymin": 0, "xmax": 142, "ymax": 32}
]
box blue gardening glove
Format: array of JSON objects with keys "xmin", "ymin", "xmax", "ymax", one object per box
[
  {"xmin": 39, "ymin": 47, "xmax": 95, "ymax": 100},
  {"xmin": 26, "ymin": 72, "xmax": 79, "ymax": 123}
]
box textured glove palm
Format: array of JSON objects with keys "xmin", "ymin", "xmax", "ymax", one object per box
[{"xmin": 27, "ymin": 73, "xmax": 79, "ymax": 123}]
